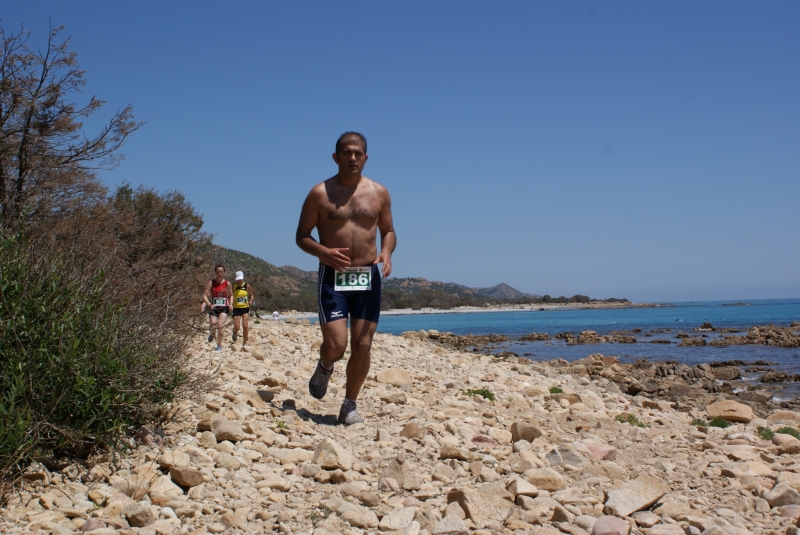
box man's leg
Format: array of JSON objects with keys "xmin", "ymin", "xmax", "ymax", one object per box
[
  {"xmin": 242, "ymin": 313, "xmax": 249, "ymax": 345},
  {"xmin": 309, "ymin": 319, "xmax": 347, "ymax": 399},
  {"xmin": 344, "ymin": 318, "xmax": 378, "ymax": 401},
  {"xmin": 320, "ymin": 320, "xmax": 348, "ymax": 367}
]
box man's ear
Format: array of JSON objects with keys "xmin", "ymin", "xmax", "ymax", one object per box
[{"xmin": 332, "ymin": 152, "xmax": 339, "ymax": 164}]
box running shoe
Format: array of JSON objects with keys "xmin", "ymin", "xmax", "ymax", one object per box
[
  {"xmin": 207, "ymin": 333, "xmax": 214, "ymax": 343},
  {"xmin": 308, "ymin": 360, "xmax": 333, "ymax": 400},
  {"xmin": 337, "ymin": 401, "xmax": 364, "ymax": 426},
  {"xmin": 215, "ymin": 346, "xmax": 222, "ymax": 352},
  {"xmin": 232, "ymin": 331, "xmax": 238, "ymax": 342}
]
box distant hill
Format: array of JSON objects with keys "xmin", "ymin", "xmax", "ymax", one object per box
[
  {"xmin": 383, "ymin": 277, "xmax": 538, "ymax": 299},
  {"xmin": 473, "ymin": 282, "xmax": 540, "ymax": 299},
  {"xmin": 383, "ymin": 277, "xmax": 478, "ymax": 297},
  {"xmin": 279, "ymin": 265, "xmax": 317, "ymax": 283},
  {"xmin": 211, "ymin": 246, "xmax": 314, "ymax": 295}
]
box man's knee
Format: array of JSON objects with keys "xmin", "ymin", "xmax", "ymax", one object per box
[
  {"xmin": 350, "ymin": 335, "xmax": 374, "ymax": 355},
  {"xmin": 322, "ymin": 337, "xmax": 347, "ymax": 359}
]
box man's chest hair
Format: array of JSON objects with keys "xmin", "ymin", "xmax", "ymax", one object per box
[{"xmin": 322, "ymin": 192, "xmax": 380, "ymax": 222}]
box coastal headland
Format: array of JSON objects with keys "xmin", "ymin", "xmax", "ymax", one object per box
[{"xmin": 6, "ymin": 319, "xmax": 800, "ymax": 535}]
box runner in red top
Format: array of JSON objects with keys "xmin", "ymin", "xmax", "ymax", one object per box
[{"xmin": 202, "ymin": 264, "xmax": 233, "ymax": 351}]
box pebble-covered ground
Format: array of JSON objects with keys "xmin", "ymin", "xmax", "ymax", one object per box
[{"xmin": 4, "ymin": 319, "xmax": 800, "ymax": 535}]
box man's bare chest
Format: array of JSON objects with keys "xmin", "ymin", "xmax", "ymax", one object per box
[{"xmin": 321, "ymin": 195, "xmax": 380, "ymax": 224}]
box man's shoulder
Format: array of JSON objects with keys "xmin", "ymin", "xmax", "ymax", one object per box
[{"xmin": 362, "ymin": 176, "xmax": 389, "ymax": 195}]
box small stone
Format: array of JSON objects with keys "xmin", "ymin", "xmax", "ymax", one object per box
[
  {"xmin": 507, "ymin": 478, "xmax": 538, "ymax": 497},
  {"xmin": 765, "ymin": 484, "xmax": 800, "ymax": 507},
  {"xmin": 774, "ymin": 433, "xmax": 800, "ymax": 454},
  {"xmin": 591, "ymin": 515, "xmax": 630, "ymax": 535},
  {"xmin": 379, "ymin": 506, "xmax": 417, "ymax": 531},
  {"xmin": 648, "ymin": 525, "xmax": 685, "ymax": 535},
  {"xmin": 524, "ymin": 468, "xmax": 565, "ymax": 491},
  {"xmin": 603, "ymin": 476, "xmax": 669, "ymax": 517},
  {"xmin": 360, "ymin": 491, "xmax": 380, "ymax": 507},
  {"xmin": 380, "ymin": 392, "xmax": 408, "ymax": 404},
  {"xmin": 439, "ymin": 444, "xmax": 480, "ymax": 462},
  {"xmin": 400, "ymin": 422, "xmax": 422, "ymax": 439},
  {"xmin": 169, "ymin": 466, "xmax": 204, "ymax": 488},
  {"xmin": 432, "ymin": 515, "xmax": 469, "ymax": 535},
  {"xmin": 198, "ymin": 431, "xmax": 217, "ymax": 448},
  {"xmin": 376, "ymin": 368, "xmax": 413, "ymax": 386},
  {"xmin": 122, "ymin": 503, "xmax": 156, "ymax": 527},
  {"xmin": 211, "ymin": 416, "xmax": 244, "ymax": 442},
  {"xmin": 148, "ymin": 474, "xmax": 184, "ymax": 496},
  {"xmin": 312, "ymin": 438, "xmax": 353, "ymax": 471},
  {"xmin": 511, "ymin": 421, "xmax": 544, "ymax": 443},
  {"xmin": 632, "ymin": 511, "xmax": 660, "ymax": 527}
]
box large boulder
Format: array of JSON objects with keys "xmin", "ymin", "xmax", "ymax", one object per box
[{"xmin": 706, "ymin": 400, "xmax": 754, "ymax": 423}]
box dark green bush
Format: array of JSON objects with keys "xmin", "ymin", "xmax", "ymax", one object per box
[
  {"xmin": 615, "ymin": 413, "xmax": 649, "ymax": 428},
  {"xmin": 708, "ymin": 417, "xmax": 730, "ymax": 428},
  {"xmin": 549, "ymin": 386, "xmax": 564, "ymax": 394},
  {"xmin": 0, "ymin": 232, "xmax": 186, "ymax": 482},
  {"xmin": 757, "ymin": 426, "xmax": 775, "ymax": 440},
  {"xmin": 462, "ymin": 388, "xmax": 496, "ymax": 401},
  {"xmin": 776, "ymin": 427, "xmax": 800, "ymax": 440}
]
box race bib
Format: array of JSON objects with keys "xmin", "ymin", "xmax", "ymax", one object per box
[
  {"xmin": 236, "ymin": 296, "xmax": 248, "ymax": 305},
  {"xmin": 212, "ymin": 297, "xmax": 227, "ymax": 307},
  {"xmin": 334, "ymin": 267, "xmax": 371, "ymax": 291}
]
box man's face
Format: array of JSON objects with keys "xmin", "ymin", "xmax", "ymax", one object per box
[
  {"xmin": 332, "ymin": 141, "xmax": 368, "ymax": 176},
  {"xmin": 215, "ymin": 267, "xmax": 225, "ymax": 277}
]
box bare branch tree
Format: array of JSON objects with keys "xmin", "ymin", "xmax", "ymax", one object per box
[{"xmin": 0, "ymin": 24, "xmax": 142, "ymax": 226}]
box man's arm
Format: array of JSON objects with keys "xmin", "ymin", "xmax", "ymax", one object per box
[
  {"xmin": 295, "ymin": 186, "xmax": 351, "ymax": 270},
  {"xmin": 375, "ymin": 187, "xmax": 396, "ymax": 278}
]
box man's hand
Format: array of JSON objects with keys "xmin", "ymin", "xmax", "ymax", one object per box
[
  {"xmin": 375, "ymin": 250, "xmax": 392, "ymax": 278},
  {"xmin": 322, "ymin": 247, "xmax": 351, "ymax": 271}
]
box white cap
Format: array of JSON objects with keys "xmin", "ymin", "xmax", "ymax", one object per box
[{"xmin": 235, "ymin": 271, "xmax": 244, "ymax": 280}]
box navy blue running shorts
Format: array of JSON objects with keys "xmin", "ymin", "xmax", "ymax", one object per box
[{"xmin": 317, "ymin": 263, "xmax": 381, "ymax": 325}]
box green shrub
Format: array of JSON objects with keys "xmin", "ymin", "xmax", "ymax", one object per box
[
  {"xmin": 708, "ymin": 417, "xmax": 730, "ymax": 428},
  {"xmin": 0, "ymin": 232, "xmax": 189, "ymax": 483},
  {"xmin": 549, "ymin": 386, "xmax": 564, "ymax": 394},
  {"xmin": 462, "ymin": 388, "xmax": 496, "ymax": 401},
  {"xmin": 757, "ymin": 426, "xmax": 775, "ymax": 440},
  {"xmin": 691, "ymin": 418, "xmax": 707, "ymax": 427},
  {"xmin": 776, "ymin": 427, "xmax": 800, "ymax": 440},
  {"xmin": 615, "ymin": 413, "xmax": 649, "ymax": 428}
]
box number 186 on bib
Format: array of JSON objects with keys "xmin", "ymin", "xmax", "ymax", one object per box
[{"xmin": 334, "ymin": 267, "xmax": 371, "ymax": 291}]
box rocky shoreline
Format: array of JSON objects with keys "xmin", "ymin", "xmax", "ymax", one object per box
[{"xmin": 5, "ymin": 320, "xmax": 800, "ymax": 535}]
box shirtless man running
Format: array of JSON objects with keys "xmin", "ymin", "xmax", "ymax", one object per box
[{"xmin": 296, "ymin": 132, "xmax": 396, "ymax": 425}]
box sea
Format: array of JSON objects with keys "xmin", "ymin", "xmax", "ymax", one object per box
[{"xmin": 375, "ymin": 298, "xmax": 800, "ymax": 400}]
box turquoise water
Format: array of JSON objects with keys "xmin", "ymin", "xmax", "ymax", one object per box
[{"xmin": 377, "ymin": 299, "xmax": 800, "ymax": 398}]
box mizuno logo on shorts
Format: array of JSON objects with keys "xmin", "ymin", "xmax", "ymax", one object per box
[{"xmin": 330, "ymin": 311, "xmax": 343, "ymax": 318}]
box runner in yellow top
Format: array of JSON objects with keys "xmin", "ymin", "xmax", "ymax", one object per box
[{"xmin": 231, "ymin": 271, "xmax": 254, "ymax": 347}]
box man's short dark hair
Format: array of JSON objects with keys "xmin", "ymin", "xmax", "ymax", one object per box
[
  {"xmin": 214, "ymin": 264, "xmax": 225, "ymax": 272},
  {"xmin": 336, "ymin": 132, "xmax": 367, "ymax": 154}
]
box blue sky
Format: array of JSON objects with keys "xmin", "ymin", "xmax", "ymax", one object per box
[{"xmin": 5, "ymin": 2, "xmax": 799, "ymax": 302}]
